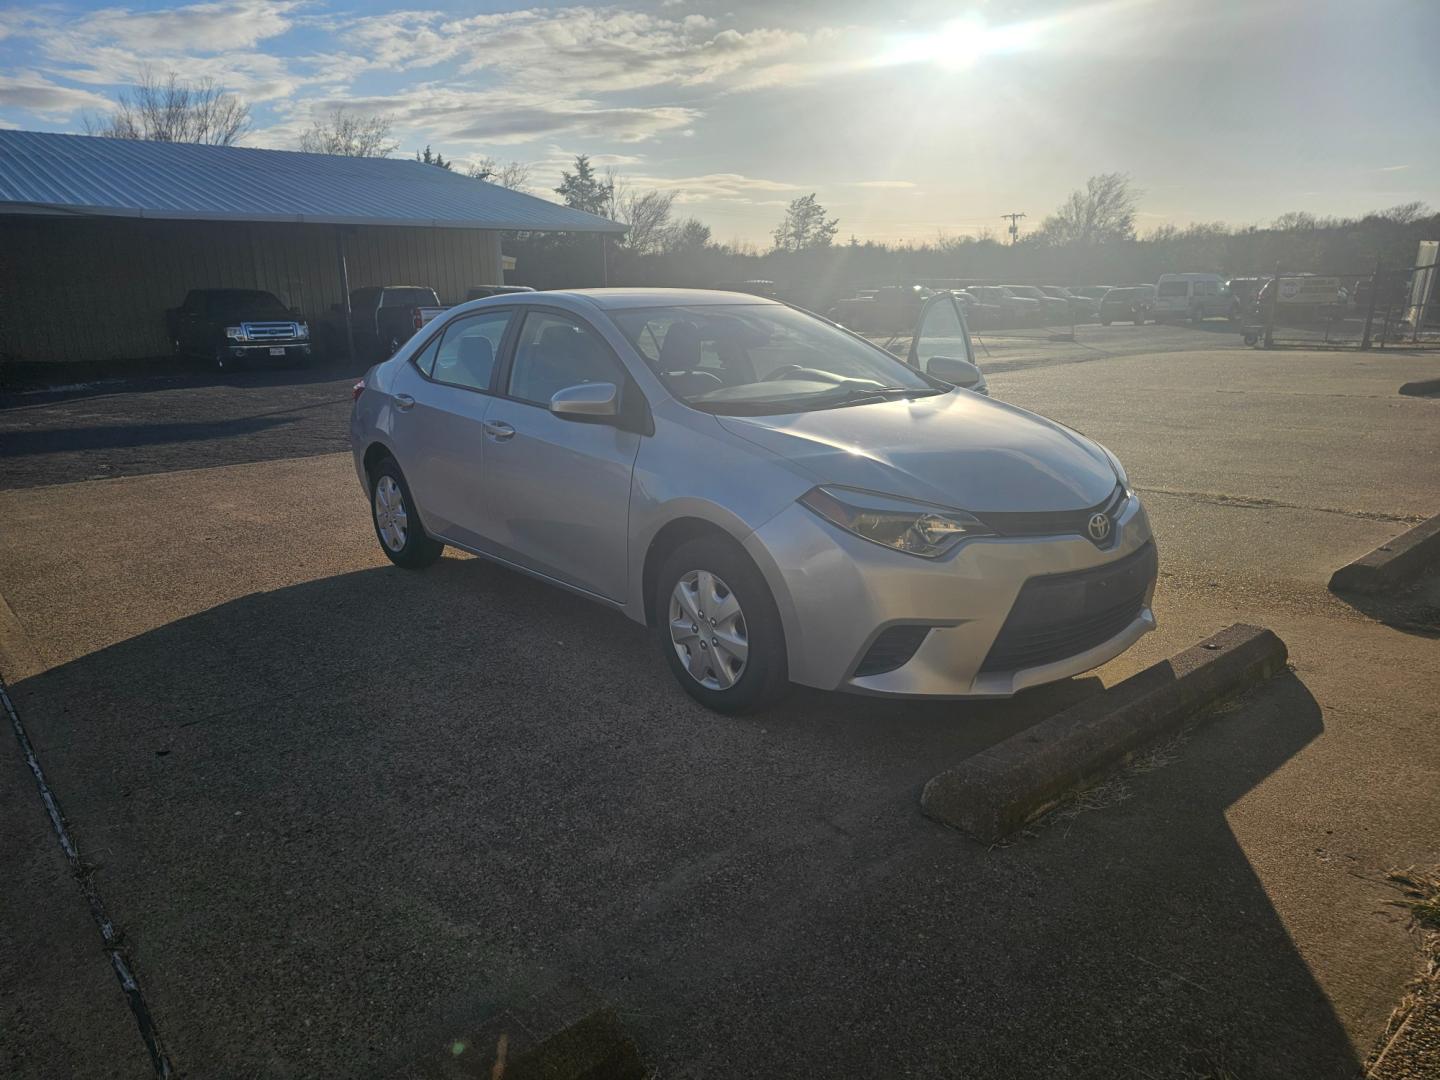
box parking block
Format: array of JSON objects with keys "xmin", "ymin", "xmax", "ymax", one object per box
[
  {"xmin": 1329, "ymin": 514, "xmax": 1440, "ymax": 595},
  {"xmin": 920, "ymin": 623, "xmax": 1289, "ymax": 844}
]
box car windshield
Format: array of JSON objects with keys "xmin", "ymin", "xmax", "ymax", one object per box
[
  {"xmin": 1157, "ymin": 282, "xmax": 1190, "ymax": 297},
  {"xmin": 204, "ymin": 290, "xmax": 285, "ymax": 316},
  {"xmin": 610, "ymin": 304, "xmax": 942, "ymax": 416},
  {"xmin": 381, "ymin": 288, "xmax": 439, "ymax": 308}
]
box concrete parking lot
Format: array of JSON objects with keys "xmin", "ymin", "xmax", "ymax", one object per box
[{"xmin": 2, "ymin": 324, "xmax": 1438, "ymax": 1078}]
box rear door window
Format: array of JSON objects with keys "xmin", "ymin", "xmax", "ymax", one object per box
[
  {"xmin": 1157, "ymin": 282, "xmax": 1190, "ymax": 298},
  {"xmin": 431, "ymin": 310, "xmax": 513, "ymax": 392}
]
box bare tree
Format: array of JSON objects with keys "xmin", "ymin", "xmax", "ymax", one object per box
[
  {"xmin": 468, "ymin": 157, "xmax": 533, "ymax": 192},
  {"xmin": 1269, "ymin": 210, "xmax": 1318, "ymax": 232},
  {"xmin": 299, "ymin": 109, "xmax": 397, "ymax": 158},
  {"xmin": 617, "ymin": 189, "xmax": 677, "ymax": 255},
  {"xmin": 1378, "ymin": 201, "xmax": 1430, "ymax": 226},
  {"xmin": 772, "ymin": 193, "xmax": 839, "ymax": 252},
  {"xmin": 84, "ymin": 68, "xmax": 250, "ymax": 145},
  {"xmin": 1035, "ymin": 173, "xmax": 1140, "ymax": 245}
]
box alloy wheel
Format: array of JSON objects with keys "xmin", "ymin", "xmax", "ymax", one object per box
[
  {"xmin": 374, "ymin": 475, "xmax": 409, "ymax": 552},
  {"xmin": 669, "ymin": 570, "xmax": 749, "ymax": 690}
]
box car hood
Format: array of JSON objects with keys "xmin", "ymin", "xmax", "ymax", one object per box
[{"xmin": 716, "ymin": 391, "xmax": 1118, "ymax": 511}]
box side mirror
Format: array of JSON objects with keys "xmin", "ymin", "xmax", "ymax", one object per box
[
  {"xmin": 926, "ymin": 355, "xmax": 983, "ymax": 387},
  {"xmin": 550, "ymin": 382, "xmax": 618, "ymax": 420}
]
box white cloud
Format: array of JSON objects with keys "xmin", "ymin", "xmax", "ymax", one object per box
[{"xmin": 0, "ymin": 72, "xmax": 114, "ymax": 115}]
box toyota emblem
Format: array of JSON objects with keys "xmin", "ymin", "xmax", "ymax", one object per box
[{"xmin": 1087, "ymin": 513, "xmax": 1112, "ymax": 543}]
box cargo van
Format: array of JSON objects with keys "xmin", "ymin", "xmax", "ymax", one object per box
[{"xmin": 1152, "ymin": 273, "xmax": 1233, "ymax": 322}]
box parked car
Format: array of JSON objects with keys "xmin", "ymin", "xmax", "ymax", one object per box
[
  {"xmin": 828, "ymin": 285, "xmax": 933, "ymax": 333},
  {"xmin": 323, "ymin": 285, "xmax": 448, "ymax": 360},
  {"xmin": 1097, "ymin": 285, "xmax": 1155, "ymax": 325},
  {"xmin": 1073, "ymin": 286, "xmax": 1115, "ymax": 301},
  {"xmin": 952, "ymin": 289, "xmax": 1005, "ymax": 330},
  {"xmin": 351, "ymin": 289, "xmax": 1155, "ymax": 712},
  {"xmin": 1151, "ymin": 273, "xmax": 1233, "ymax": 322},
  {"xmin": 1225, "ymin": 276, "xmax": 1269, "ymax": 320},
  {"xmin": 1007, "ymin": 285, "xmax": 1072, "ymax": 324},
  {"xmin": 714, "ymin": 280, "xmax": 780, "ymax": 299},
  {"xmin": 466, "ymin": 285, "xmax": 537, "ymax": 301},
  {"xmin": 166, "ymin": 288, "xmax": 313, "ymax": 371},
  {"xmin": 966, "ymin": 285, "xmax": 1040, "ymax": 326},
  {"xmin": 1040, "ymin": 285, "xmax": 1099, "ymax": 321}
]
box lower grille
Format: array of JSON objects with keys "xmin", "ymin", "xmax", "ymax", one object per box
[
  {"xmin": 854, "ymin": 624, "xmax": 932, "ymax": 677},
  {"xmin": 981, "ymin": 541, "xmax": 1157, "ymax": 673}
]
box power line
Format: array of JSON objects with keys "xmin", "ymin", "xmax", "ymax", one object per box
[{"xmin": 1001, "ymin": 211, "xmax": 1027, "ymax": 244}]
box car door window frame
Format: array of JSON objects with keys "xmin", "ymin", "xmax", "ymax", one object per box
[{"xmin": 408, "ymin": 307, "xmax": 520, "ymax": 395}]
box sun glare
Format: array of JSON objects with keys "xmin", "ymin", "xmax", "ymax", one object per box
[{"xmin": 877, "ymin": 15, "xmax": 1043, "ymax": 72}]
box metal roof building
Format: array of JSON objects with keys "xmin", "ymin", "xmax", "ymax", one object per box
[{"xmin": 0, "ymin": 129, "xmax": 621, "ymax": 369}]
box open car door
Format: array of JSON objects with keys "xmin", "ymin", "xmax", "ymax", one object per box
[{"xmin": 907, "ymin": 291, "xmax": 989, "ymax": 396}]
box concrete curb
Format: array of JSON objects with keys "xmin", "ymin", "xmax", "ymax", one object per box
[
  {"xmin": 920, "ymin": 624, "xmax": 1288, "ymax": 844},
  {"xmin": 406, "ymin": 978, "xmax": 644, "ymax": 1080},
  {"xmin": 1399, "ymin": 377, "xmax": 1440, "ymax": 397},
  {"xmin": 1329, "ymin": 514, "xmax": 1440, "ymax": 595}
]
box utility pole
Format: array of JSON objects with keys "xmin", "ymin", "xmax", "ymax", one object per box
[{"xmin": 1001, "ymin": 212, "xmax": 1026, "ymax": 245}]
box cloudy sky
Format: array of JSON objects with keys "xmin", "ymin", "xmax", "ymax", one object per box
[{"xmin": 0, "ymin": 0, "xmax": 1435, "ymax": 244}]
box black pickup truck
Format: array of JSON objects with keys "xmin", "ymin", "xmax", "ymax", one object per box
[
  {"xmin": 166, "ymin": 289, "xmax": 313, "ymax": 371},
  {"xmin": 321, "ymin": 285, "xmax": 448, "ymax": 360}
]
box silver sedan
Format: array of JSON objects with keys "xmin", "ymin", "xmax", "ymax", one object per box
[{"xmin": 350, "ymin": 288, "xmax": 1156, "ymax": 712}]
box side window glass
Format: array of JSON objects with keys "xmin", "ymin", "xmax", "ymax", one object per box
[
  {"xmin": 509, "ymin": 311, "xmax": 620, "ymax": 406},
  {"xmin": 433, "ymin": 310, "xmax": 512, "ymax": 392},
  {"xmin": 914, "ymin": 295, "xmax": 971, "ymax": 371},
  {"xmin": 411, "ymin": 332, "xmax": 442, "ymax": 378}
]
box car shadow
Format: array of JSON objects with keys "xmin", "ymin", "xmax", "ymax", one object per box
[{"xmin": 8, "ymin": 556, "xmax": 1357, "ymax": 1078}]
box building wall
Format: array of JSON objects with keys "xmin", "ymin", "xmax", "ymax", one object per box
[{"xmin": 0, "ymin": 216, "xmax": 502, "ymax": 364}]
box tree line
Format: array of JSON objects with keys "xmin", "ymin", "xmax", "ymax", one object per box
[{"xmin": 81, "ymin": 71, "xmax": 1438, "ymax": 310}]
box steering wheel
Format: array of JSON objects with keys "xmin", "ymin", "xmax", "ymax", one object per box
[{"xmin": 664, "ymin": 370, "xmax": 723, "ymax": 389}]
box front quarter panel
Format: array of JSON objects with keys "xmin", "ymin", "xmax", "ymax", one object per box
[{"xmin": 624, "ymin": 400, "xmax": 812, "ymax": 624}]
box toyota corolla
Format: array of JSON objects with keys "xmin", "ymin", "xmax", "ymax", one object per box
[{"xmin": 351, "ymin": 288, "xmax": 1156, "ymax": 712}]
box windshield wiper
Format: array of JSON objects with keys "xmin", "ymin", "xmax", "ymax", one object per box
[{"xmin": 801, "ymin": 384, "xmax": 946, "ymax": 409}]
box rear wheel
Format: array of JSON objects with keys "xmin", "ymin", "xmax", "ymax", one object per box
[
  {"xmin": 370, "ymin": 457, "xmax": 444, "ymax": 569},
  {"xmin": 656, "ymin": 536, "xmax": 788, "ymax": 713}
]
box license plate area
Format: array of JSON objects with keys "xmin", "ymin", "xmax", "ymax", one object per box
[{"xmin": 269, "ymin": 347, "xmax": 286, "ymax": 356}]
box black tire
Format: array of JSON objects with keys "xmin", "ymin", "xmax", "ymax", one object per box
[
  {"xmin": 1100, "ymin": 319, "xmax": 1111, "ymax": 326},
  {"xmin": 214, "ymin": 347, "xmax": 239, "ymax": 372},
  {"xmin": 369, "ymin": 456, "xmax": 444, "ymax": 569},
  {"xmin": 1134, "ymin": 313, "xmax": 1145, "ymax": 325},
  {"xmin": 655, "ymin": 535, "xmax": 788, "ymax": 713}
]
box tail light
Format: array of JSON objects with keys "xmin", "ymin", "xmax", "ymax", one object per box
[
  {"xmin": 412, "ymin": 307, "xmax": 424, "ymax": 330},
  {"xmin": 352, "ymin": 378, "xmax": 366, "ymax": 402}
]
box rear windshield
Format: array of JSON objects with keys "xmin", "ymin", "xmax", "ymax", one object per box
[
  {"xmin": 1106, "ymin": 288, "xmax": 1136, "ymax": 300},
  {"xmin": 1157, "ymin": 282, "xmax": 1190, "ymax": 297},
  {"xmin": 381, "ymin": 288, "xmax": 440, "ymax": 308}
]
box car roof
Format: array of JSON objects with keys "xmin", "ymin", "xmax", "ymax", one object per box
[{"xmin": 550, "ymin": 288, "xmax": 783, "ymax": 310}]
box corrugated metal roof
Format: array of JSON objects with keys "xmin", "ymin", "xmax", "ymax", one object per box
[{"xmin": 0, "ymin": 129, "xmax": 626, "ymax": 233}]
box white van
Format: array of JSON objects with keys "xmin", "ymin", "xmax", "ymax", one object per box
[{"xmin": 1152, "ymin": 273, "xmax": 1233, "ymax": 322}]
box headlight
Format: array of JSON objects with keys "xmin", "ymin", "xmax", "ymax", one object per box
[
  {"xmin": 799, "ymin": 486, "xmax": 993, "ymax": 558},
  {"xmin": 295, "ymin": 322, "xmax": 310, "ymax": 339},
  {"xmin": 225, "ymin": 326, "xmax": 247, "ymax": 341}
]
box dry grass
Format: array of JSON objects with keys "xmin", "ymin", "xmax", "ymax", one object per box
[{"xmin": 1365, "ymin": 866, "xmax": 1440, "ymax": 1075}]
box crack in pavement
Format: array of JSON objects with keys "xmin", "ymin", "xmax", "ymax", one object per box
[
  {"xmin": 3, "ymin": 680, "xmax": 174, "ymax": 1078},
  {"xmin": 1136, "ymin": 485, "xmax": 1426, "ymax": 524}
]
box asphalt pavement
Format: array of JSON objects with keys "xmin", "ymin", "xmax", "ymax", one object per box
[{"xmin": 1, "ymin": 325, "xmax": 1437, "ymax": 1078}]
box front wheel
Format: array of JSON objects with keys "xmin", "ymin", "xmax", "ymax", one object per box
[
  {"xmin": 370, "ymin": 458, "xmax": 444, "ymax": 569},
  {"xmin": 656, "ymin": 536, "xmax": 788, "ymax": 713}
]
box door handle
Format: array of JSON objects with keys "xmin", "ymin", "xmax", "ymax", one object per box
[
  {"xmin": 483, "ymin": 420, "xmax": 516, "ymax": 441},
  {"xmin": 393, "ymin": 394, "xmax": 415, "ymax": 411}
]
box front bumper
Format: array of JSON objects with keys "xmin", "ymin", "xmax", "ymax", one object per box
[
  {"xmin": 744, "ymin": 493, "xmax": 1157, "ymax": 698},
  {"xmin": 225, "ymin": 342, "xmax": 312, "ymax": 360}
]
